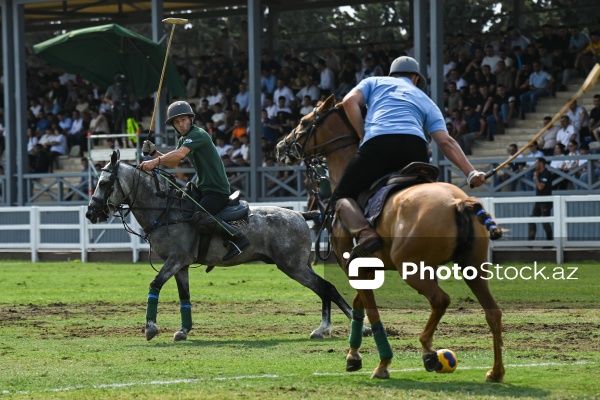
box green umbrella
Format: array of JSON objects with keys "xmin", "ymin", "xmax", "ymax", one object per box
[{"xmin": 33, "ymin": 23, "xmax": 187, "ymax": 99}]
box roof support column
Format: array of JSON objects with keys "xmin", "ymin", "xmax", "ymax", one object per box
[
  {"xmin": 247, "ymin": 0, "xmax": 262, "ymax": 201},
  {"xmin": 151, "ymin": 0, "xmax": 166, "ymax": 140}
]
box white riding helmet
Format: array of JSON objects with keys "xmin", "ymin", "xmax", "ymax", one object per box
[{"xmin": 389, "ymin": 56, "xmax": 427, "ymax": 90}]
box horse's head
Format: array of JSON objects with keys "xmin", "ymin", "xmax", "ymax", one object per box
[
  {"xmin": 86, "ymin": 150, "xmax": 123, "ymax": 223},
  {"xmin": 276, "ymin": 95, "xmax": 357, "ymax": 166}
]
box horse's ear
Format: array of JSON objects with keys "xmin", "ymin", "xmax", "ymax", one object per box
[
  {"xmin": 110, "ymin": 150, "xmax": 119, "ymax": 166},
  {"xmin": 322, "ymin": 95, "xmax": 336, "ymax": 112}
]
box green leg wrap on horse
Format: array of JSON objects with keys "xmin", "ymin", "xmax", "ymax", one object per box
[
  {"xmin": 349, "ymin": 309, "xmax": 365, "ymax": 349},
  {"xmin": 180, "ymin": 299, "xmax": 192, "ymax": 330},
  {"xmin": 146, "ymin": 287, "xmax": 160, "ymax": 321},
  {"xmin": 372, "ymin": 321, "xmax": 393, "ymax": 360}
]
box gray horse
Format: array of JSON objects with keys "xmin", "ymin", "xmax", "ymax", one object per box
[{"xmin": 86, "ymin": 151, "xmax": 354, "ymax": 341}]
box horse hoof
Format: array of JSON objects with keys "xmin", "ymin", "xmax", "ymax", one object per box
[
  {"xmin": 486, "ymin": 370, "xmax": 504, "ymax": 383},
  {"xmin": 346, "ymin": 358, "xmax": 363, "ymax": 372},
  {"xmin": 145, "ymin": 322, "xmax": 159, "ymax": 341},
  {"xmin": 370, "ymin": 367, "xmax": 390, "ymax": 379},
  {"xmin": 310, "ymin": 327, "xmax": 331, "ymax": 339},
  {"xmin": 423, "ymin": 351, "xmax": 441, "ymax": 372},
  {"xmin": 173, "ymin": 329, "xmax": 188, "ymax": 342}
]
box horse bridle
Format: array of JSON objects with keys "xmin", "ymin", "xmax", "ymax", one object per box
[
  {"xmin": 88, "ymin": 161, "xmax": 144, "ymax": 220},
  {"xmin": 284, "ymin": 106, "xmax": 359, "ymax": 162}
]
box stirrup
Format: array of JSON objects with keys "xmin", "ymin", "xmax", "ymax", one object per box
[
  {"xmin": 349, "ymin": 237, "xmax": 383, "ymax": 260},
  {"xmin": 222, "ymin": 234, "xmax": 250, "ymax": 261}
]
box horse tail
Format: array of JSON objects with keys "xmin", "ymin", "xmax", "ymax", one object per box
[{"xmin": 457, "ymin": 198, "xmax": 503, "ymax": 241}]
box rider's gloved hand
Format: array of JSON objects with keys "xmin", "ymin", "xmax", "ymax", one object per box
[{"xmin": 142, "ymin": 140, "xmax": 156, "ymax": 156}]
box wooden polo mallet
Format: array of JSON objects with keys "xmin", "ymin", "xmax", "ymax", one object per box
[
  {"xmin": 145, "ymin": 17, "xmax": 189, "ymax": 154},
  {"xmin": 482, "ymin": 63, "xmax": 600, "ymax": 182}
]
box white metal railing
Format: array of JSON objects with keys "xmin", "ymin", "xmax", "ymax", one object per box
[{"xmin": 0, "ymin": 197, "xmax": 597, "ymax": 264}]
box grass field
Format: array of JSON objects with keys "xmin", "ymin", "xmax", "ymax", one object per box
[{"xmin": 0, "ymin": 259, "xmax": 599, "ymax": 399}]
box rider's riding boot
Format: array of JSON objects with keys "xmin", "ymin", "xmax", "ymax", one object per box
[
  {"xmin": 191, "ymin": 211, "xmax": 250, "ymax": 261},
  {"xmin": 335, "ymin": 198, "xmax": 383, "ymax": 259}
]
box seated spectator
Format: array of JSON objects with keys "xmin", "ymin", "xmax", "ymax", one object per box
[
  {"xmin": 588, "ymin": 94, "xmax": 600, "ymax": 137},
  {"xmin": 260, "ymin": 109, "xmax": 279, "ymax": 147},
  {"xmin": 549, "ymin": 143, "xmax": 568, "ymax": 190},
  {"xmin": 196, "ymin": 99, "xmax": 214, "ymax": 128},
  {"xmin": 29, "ymin": 143, "xmax": 50, "ymax": 173},
  {"xmin": 298, "ymin": 95, "xmax": 314, "ymax": 117},
  {"xmin": 578, "ymin": 143, "xmax": 600, "ymax": 188},
  {"xmin": 499, "ymin": 143, "xmax": 525, "ymax": 191},
  {"xmin": 574, "ymin": 31, "xmax": 600, "ymax": 77},
  {"xmin": 296, "ymin": 75, "xmax": 320, "ymax": 105},
  {"xmin": 492, "ymin": 84, "xmax": 517, "ymax": 130},
  {"xmin": 538, "ymin": 116, "xmax": 559, "ymax": 156},
  {"xmin": 519, "ymin": 62, "xmax": 555, "ymax": 118},
  {"xmin": 316, "ymin": 58, "xmax": 335, "ymax": 98},
  {"xmin": 46, "ymin": 127, "xmax": 68, "ymax": 173},
  {"xmin": 273, "ymin": 79, "xmax": 296, "ymax": 110},
  {"xmin": 230, "ymin": 139, "xmax": 248, "ymax": 166},
  {"xmin": 458, "ymin": 106, "xmax": 486, "ymax": 155},
  {"xmin": 335, "ymin": 59, "xmax": 357, "ymax": 99},
  {"xmin": 215, "ymin": 136, "xmax": 233, "ymax": 159},
  {"xmin": 495, "ymin": 60, "xmax": 514, "ymax": 93},
  {"xmin": 556, "ymin": 115, "xmax": 577, "ymax": 147},
  {"xmin": 211, "ymin": 103, "xmax": 227, "ymax": 133},
  {"xmin": 226, "ymin": 117, "xmax": 248, "ymax": 143},
  {"xmin": 446, "ymin": 82, "xmax": 462, "ymax": 116},
  {"xmin": 566, "ymin": 100, "xmax": 591, "ymax": 144}
]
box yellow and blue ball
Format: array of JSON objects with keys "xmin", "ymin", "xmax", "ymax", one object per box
[{"xmin": 435, "ymin": 349, "xmax": 458, "ymax": 373}]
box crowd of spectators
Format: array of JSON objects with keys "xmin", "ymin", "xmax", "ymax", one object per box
[{"xmin": 4, "ymin": 22, "xmax": 598, "ymax": 194}]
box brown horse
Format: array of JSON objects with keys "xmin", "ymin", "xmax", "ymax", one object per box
[{"xmin": 276, "ymin": 95, "xmax": 505, "ymax": 382}]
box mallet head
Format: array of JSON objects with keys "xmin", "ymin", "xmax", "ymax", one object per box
[{"xmin": 162, "ymin": 17, "xmax": 189, "ymax": 25}]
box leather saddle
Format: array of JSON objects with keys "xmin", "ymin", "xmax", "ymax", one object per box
[
  {"xmin": 184, "ymin": 183, "xmax": 249, "ymax": 223},
  {"xmin": 357, "ymin": 162, "xmax": 440, "ymax": 211}
]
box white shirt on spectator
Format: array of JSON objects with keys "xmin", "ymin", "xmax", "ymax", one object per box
[
  {"xmin": 273, "ymin": 85, "xmax": 295, "ymax": 108},
  {"xmin": 556, "ymin": 125, "xmax": 576, "ymax": 147}
]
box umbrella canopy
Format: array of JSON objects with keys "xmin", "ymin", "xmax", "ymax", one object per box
[{"xmin": 33, "ymin": 23, "xmax": 186, "ymax": 99}]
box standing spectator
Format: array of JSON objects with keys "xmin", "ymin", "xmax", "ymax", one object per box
[
  {"xmin": 528, "ymin": 157, "xmax": 553, "ymax": 242},
  {"xmin": 538, "ymin": 116, "xmax": 559, "ymax": 156},
  {"xmin": 520, "ymin": 141, "xmax": 545, "ymax": 191},
  {"xmin": 566, "ymin": 100, "xmax": 591, "ymax": 144},
  {"xmin": 104, "ymin": 73, "xmax": 132, "ymax": 138},
  {"xmin": 213, "ymin": 27, "xmax": 236, "ymax": 59},
  {"xmin": 556, "ymin": 115, "xmax": 576, "ymax": 147},
  {"xmin": 519, "ymin": 62, "xmax": 554, "ymax": 118}
]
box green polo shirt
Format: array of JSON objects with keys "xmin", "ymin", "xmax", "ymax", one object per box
[{"xmin": 177, "ymin": 126, "xmax": 230, "ymax": 195}]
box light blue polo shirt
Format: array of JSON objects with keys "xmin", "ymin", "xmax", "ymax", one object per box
[{"xmin": 355, "ymin": 76, "xmax": 447, "ymax": 146}]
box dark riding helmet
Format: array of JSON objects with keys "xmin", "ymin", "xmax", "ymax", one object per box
[
  {"xmin": 388, "ymin": 56, "xmax": 427, "ymax": 90},
  {"xmin": 165, "ymin": 101, "xmax": 195, "ymax": 125}
]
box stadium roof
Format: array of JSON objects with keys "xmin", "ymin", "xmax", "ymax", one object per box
[{"xmin": 21, "ymin": 0, "xmax": 384, "ymax": 32}]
